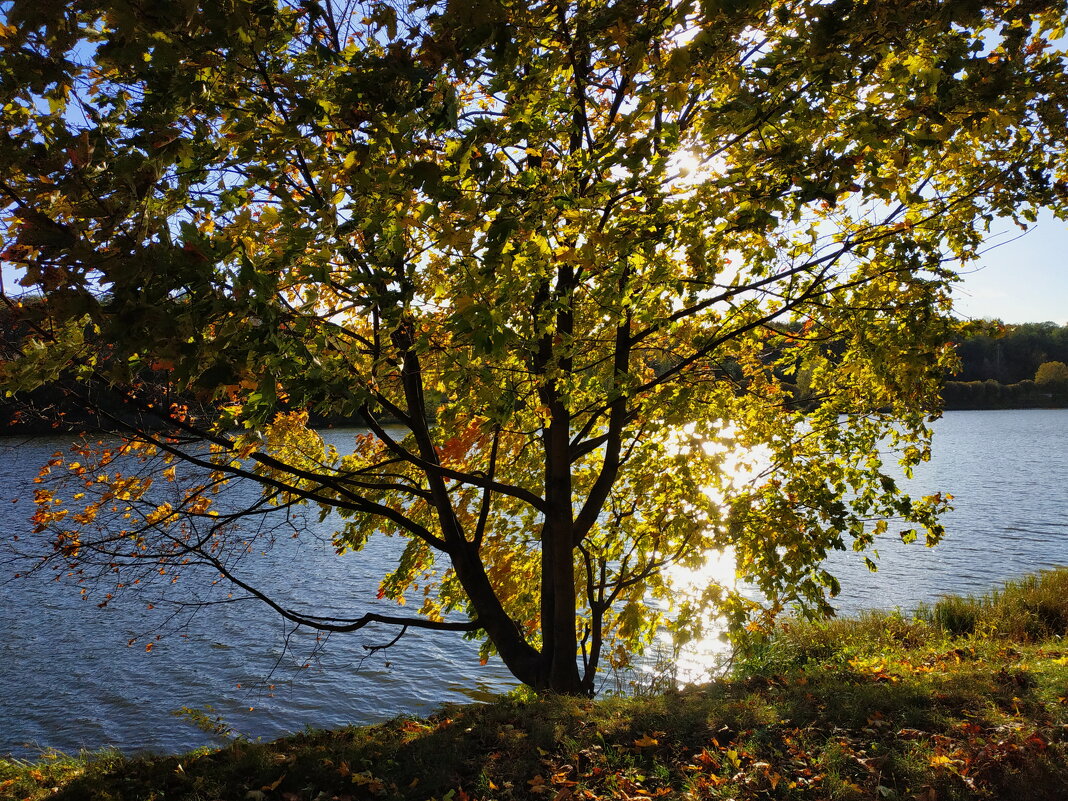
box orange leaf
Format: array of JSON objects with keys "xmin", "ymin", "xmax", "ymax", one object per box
[{"xmin": 262, "ymin": 773, "xmax": 286, "ymax": 791}]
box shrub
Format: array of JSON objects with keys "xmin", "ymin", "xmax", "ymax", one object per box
[{"xmin": 1035, "ymin": 361, "xmax": 1068, "ymax": 386}]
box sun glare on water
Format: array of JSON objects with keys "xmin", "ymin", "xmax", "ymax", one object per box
[
  {"xmin": 661, "ymin": 547, "xmax": 739, "ymax": 684},
  {"xmin": 635, "ymin": 426, "xmax": 771, "ymax": 686}
]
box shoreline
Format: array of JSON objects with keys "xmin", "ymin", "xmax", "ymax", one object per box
[{"xmin": 5, "ymin": 570, "xmax": 1068, "ymax": 799}]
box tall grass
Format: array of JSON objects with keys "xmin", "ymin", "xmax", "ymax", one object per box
[
  {"xmin": 921, "ymin": 568, "xmax": 1068, "ymax": 640},
  {"xmin": 735, "ymin": 568, "xmax": 1068, "ymax": 675}
]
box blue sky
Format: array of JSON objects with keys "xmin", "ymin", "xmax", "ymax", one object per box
[{"xmin": 952, "ymin": 209, "xmax": 1068, "ymax": 326}]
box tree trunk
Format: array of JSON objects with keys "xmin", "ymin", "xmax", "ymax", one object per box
[
  {"xmin": 450, "ymin": 539, "xmax": 544, "ymax": 687},
  {"xmin": 538, "ymin": 403, "xmax": 583, "ymax": 694}
]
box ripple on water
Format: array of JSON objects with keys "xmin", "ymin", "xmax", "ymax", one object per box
[{"xmin": 3, "ymin": 411, "xmax": 1068, "ymax": 756}]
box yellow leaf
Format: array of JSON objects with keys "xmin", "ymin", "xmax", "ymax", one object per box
[{"xmin": 634, "ymin": 734, "xmax": 659, "ymax": 747}]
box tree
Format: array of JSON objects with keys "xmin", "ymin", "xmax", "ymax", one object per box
[
  {"xmin": 955, "ymin": 322, "xmax": 1068, "ymax": 384},
  {"xmin": 1, "ymin": 0, "xmax": 1066, "ymax": 695},
  {"xmin": 1035, "ymin": 360, "xmax": 1068, "ymax": 385}
]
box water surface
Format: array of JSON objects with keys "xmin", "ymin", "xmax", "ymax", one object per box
[{"xmin": 2, "ymin": 410, "xmax": 1066, "ymax": 757}]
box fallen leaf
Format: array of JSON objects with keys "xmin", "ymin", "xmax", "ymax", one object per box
[{"xmin": 261, "ymin": 773, "xmax": 286, "ymax": 791}]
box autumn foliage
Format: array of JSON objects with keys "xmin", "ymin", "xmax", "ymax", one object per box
[{"xmin": 2, "ymin": 0, "xmax": 1068, "ymax": 694}]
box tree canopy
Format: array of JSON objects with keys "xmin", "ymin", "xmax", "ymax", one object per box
[
  {"xmin": 2, "ymin": 0, "xmax": 1067, "ymax": 694},
  {"xmin": 1035, "ymin": 359, "xmax": 1068, "ymax": 384}
]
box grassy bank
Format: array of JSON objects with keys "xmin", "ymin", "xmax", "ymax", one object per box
[{"xmin": 5, "ymin": 570, "xmax": 1068, "ymax": 800}]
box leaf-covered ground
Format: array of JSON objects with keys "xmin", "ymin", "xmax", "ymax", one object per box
[{"xmin": 6, "ymin": 571, "xmax": 1068, "ymax": 801}]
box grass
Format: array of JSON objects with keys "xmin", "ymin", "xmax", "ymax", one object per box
[
  {"xmin": 6, "ymin": 569, "xmax": 1068, "ymax": 800},
  {"xmin": 921, "ymin": 569, "xmax": 1068, "ymax": 640}
]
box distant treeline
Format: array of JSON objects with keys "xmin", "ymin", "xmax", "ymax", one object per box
[
  {"xmin": 0, "ymin": 315, "xmax": 189, "ymax": 437},
  {"xmin": 0, "ymin": 298, "xmax": 394, "ymax": 436},
  {"xmin": 945, "ymin": 321, "xmax": 1068, "ymax": 410},
  {"xmin": 3, "ymin": 299, "xmax": 1066, "ymax": 434},
  {"xmin": 942, "ymin": 378, "xmax": 1068, "ymax": 409},
  {"xmin": 954, "ymin": 322, "xmax": 1068, "ymax": 383}
]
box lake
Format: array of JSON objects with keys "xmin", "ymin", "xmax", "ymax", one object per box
[{"xmin": 2, "ymin": 409, "xmax": 1067, "ymax": 757}]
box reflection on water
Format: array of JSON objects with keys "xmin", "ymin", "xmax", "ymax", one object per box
[
  {"xmin": 2, "ymin": 411, "xmax": 1068, "ymax": 756},
  {"xmin": 643, "ymin": 409, "xmax": 1068, "ymax": 686},
  {"xmin": 0, "ymin": 429, "xmax": 518, "ymax": 758},
  {"xmin": 662, "ymin": 547, "xmax": 737, "ymax": 685}
]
